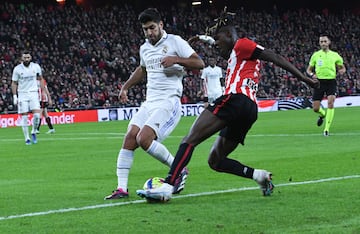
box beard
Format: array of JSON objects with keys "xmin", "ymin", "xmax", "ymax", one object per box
[
  {"xmin": 147, "ymin": 32, "xmax": 162, "ymax": 45},
  {"xmin": 23, "ymin": 61, "xmax": 30, "ymax": 67}
]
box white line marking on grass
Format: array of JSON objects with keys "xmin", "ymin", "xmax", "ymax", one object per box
[
  {"xmin": 0, "ymin": 175, "xmax": 359, "ymax": 221},
  {"xmin": 2, "ymin": 132, "xmax": 360, "ymax": 142}
]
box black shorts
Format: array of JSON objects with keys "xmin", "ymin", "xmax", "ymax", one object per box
[
  {"xmin": 313, "ymin": 79, "xmax": 337, "ymax": 101},
  {"xmin": 40, "ymin": 101, "xmax": 49, "ymax": 109},
  {"xmin": 207, "ymin": 93, "xmax": 258, "ymax": 145}
]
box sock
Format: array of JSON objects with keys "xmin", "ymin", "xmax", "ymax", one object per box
[
  {"xmin": 32, "ymin": 113, "xmax": 40, "ymax": 134},
  {"xmin": 318, "ymin": 107, "xmax": 326, "ymax": 118},
  {"xmin": 146, "ymin": 140, "xmax": 174, "ymax": 167},
  {"xmin": 215, "ymin": 158, "xmax": 254, "ymax": 179},
  {"xmin": 165, "ymin": 143, "xmax": 194, "ymax": 185},
  {"xmin": 116, "ymin": 149, "xmax": 134, "ymax": 191},
  {"xmin": 37, "ymin": 118, "xmax": 42, "ymax": 131},
  {"xmin": 324, "ymin": 108, "xmax": 334, "ymax": 132},
  {"xmin": 21, "ymin": 115, "xmax": 29, "ymax": 141},
  {"xmin": 253, "ymin": 169, "xmax": 264, "ymax": 181},
  {"xmin": 46, "ymin": 117, "xmax": 54, "ymax": 129}
]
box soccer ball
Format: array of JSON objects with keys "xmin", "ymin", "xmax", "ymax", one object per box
[{"xmin": 143, "ymin": 177, "xmax": 165, "ymax": 190}]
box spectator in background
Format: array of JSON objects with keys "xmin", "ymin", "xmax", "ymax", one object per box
[{"xmin": 0, "ymin": 2, "xmax": 359, "ymax": 113}]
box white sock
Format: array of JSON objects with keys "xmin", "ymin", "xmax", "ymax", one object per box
[
  {"xmin": 21, "ymin": 115, "xmax": 29, "ymax": 141},
  {"xmin": 32, "ymin": 113, "xmax": 40, "ymax": 134},
  {"xmin": 116, "ymin": 149, "xmax": 134, "ymax": 191},
  {"xmin": 252, "ymin": 169, "xmax": 262, "ymax": 181},
  {"xmin": 146, "ymin": 140, "xmax": 174, "ymax": 167}
]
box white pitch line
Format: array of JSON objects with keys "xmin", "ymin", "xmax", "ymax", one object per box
[
  {"xmin": 2, "ymin": 132, "xmax": 360, "ymax": 142},
  {"xmin": 0, "ymin": 175, "xmax": 359, "ymax": 221}
]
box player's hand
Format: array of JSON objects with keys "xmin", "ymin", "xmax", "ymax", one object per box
[
  {"xmin": 188, "ymin": 35, "xmax": 200, "ymax": 45},
  {"xmin": 304, "ymin": 77, "xmax": 320, "ymax": 89},
  {"xmin": 119, "ymin": 89, "xmax": 128, "ymax": 103},
  {"xmin": 48, "ymin": 99, "xmax": 53, "ymax": 106},
  {"xmin": 161, "ymin": 56, "xmax": 178, "ymax": 68},
  {"xmin": 13, "ymin": 95, "xmax": 18, "ymax": 105},
  {"xmin": 198, "ymin": 35, "xmax": 215, "ymax": 45}
]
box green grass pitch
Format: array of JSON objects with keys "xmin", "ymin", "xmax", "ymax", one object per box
[{"xmin": 0, "ymin": 107, "xmax": 359, "ymax": 233}]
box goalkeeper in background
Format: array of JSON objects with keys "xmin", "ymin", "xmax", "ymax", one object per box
[{"xmin": 306, "ymin": 35, "xmax": 346, "ymax": 136}]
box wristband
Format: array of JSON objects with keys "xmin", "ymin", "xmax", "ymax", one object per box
[
  {"xmin": 199, "ymin": 35, "xmax": 215, "ymax": 45},
  {"xmin": 13, "ymin": 95, "xmax": 18, "ymax": 105}
]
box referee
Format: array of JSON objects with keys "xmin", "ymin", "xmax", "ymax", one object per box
[{"xmin": 307, "ymin": 35, "xmax": 346, "ymax": 136}]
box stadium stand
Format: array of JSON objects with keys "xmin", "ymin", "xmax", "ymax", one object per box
[{"xmin": 0, "ymin": 1, "xmax": 359, "ymax": 113}]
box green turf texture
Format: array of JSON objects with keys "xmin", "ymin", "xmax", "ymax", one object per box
[{"xmin": 0, "ymin": 107, "xmax": 359, "ymax": 233}]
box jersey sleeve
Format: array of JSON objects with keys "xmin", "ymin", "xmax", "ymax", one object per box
[
  {"xmin": 11, "ymin": 67, "xmax": 19, "ymax": 81},
  {"xmin": 335, "ymin": 52, "xmax": 344, "ymax": 66},
  {"xmin": 234, "ymin": 38, "xmax": 258, "ymax": 60},
  {"xmin": 35, "ymin": 63, "xmax": 43, "ymax": 77},
  {"xmin": 309, "ymin": 52, "xmax": 317, "ymax": 67},
  {"xmin": 174, "ymin": 35, "xmax": 196, "ymax": 58}
]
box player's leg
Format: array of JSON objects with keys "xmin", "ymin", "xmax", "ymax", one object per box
[
  {"xmin": 324, "ymin": 94, "xmax": 335, "ymax": 136},
  {"xmin": 43, "ymin": 107, "xmax": 55, "ymax": 133},
  {"xmin": 104, "ymin": 124, "xmax": 140, "ymax": 200},
  {"xmin": 21, "ymin": 113, "xmax": 31, "ymax": 145},
  {"xmin": 136, "ymin": 109, "xmax": 226, "ymax": 201},
  {"xmin": 137, "ymin": 98, "xmax": 182, "ymax": 167},
  {"xmin": 18, "ymin": 95, "xmax": 31, "ymax": 144},
  {"xmin": 208, "ymin": 135, "xmax": 253, "ymax": 177},
  {"xmin": 166, "ymin": 108, "xmax": 226, "ymax": 186},
  {"xmin": 105, "ymin": 105, "xmax": 150, "ymax": 200},
  {"xmin": 36, "ymin": 107, "xmax": 43, "ymax": 133},
  {"xmin": 29, "ymin": 94, "xmax": 41, "ymax": 144},
  {"xmin": 207, "ymin": 135, "xmax": 273, "ymax": 196},
  {"xmin": 323, "ymin": 80, "xmax": 336, "ymax": 136},
  {"xmin": 312, "ymin": 85, "xmax": 326, "ymax": 126},
  {"xmin": 137, "ymin": 99, "xmax": 190, "ymax": 194}
]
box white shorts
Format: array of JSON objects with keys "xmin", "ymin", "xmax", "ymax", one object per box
[
  {"xmin": 18, "ymin": 91, "xmax": 41, "ymax": 114},
  {"xmin": 208, "ymin": 92, "xmax": 223, "ymax": 103},
  {"xmin": 129, "ymin": 97, "xmax": 181, "ymax": 142}
]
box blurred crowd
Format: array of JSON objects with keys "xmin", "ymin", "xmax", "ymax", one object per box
[{"xmin": 0, "ymin": 2, "xmax": 359, "ymax": 113}]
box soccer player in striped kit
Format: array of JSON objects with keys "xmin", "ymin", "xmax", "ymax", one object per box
[
  {"xmin": 36, "ymin": 79, "xmax": 55, "ymax": 134},
  {"xmin": 104, "ymin": 8, "xmax": 205, "ymax": 200},
  {"xmin": 137, "ymin": 8, "xmax": 319, "ymax": 202}
]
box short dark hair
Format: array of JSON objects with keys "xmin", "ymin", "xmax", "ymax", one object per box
[{"xmin": 138, "ymin": 8, "xmax": 161, "ymax": 24}]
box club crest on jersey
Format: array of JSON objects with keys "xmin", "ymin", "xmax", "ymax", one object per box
[{"xmin": 162, "ymin": 46, "xmax": 168, "ymax": 54}]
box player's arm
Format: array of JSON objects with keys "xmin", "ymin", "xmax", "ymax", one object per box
[
  {"xmin": 255, "ymin": 48, "xmax": 320, "ymax": 88},
  {"xmin": 37, "ymin": 73, "xmax": 47, "ymax": 99},
  {"xmin": 42, "ymin": 78, "xmax": 53, "ymax": 105},
  {"xmin": 337, "ymin": 64, "xmax": 346, "ymax": 75},
  {"xmin": 119, "ymin": 66, "xmax": 146, "ymax": 103},
  {"xmin": 161, "ymin": 53, "xmax": 205, "ymax": 70},
  {"xmin": 220, "ymin": 77, "xmax": 225, "ymax": 93},
  {"xmin": 11, "ymin": 80, "xmax": 18, "ymax": 105},
  {"xmin": 306, "ymin": 65, "xmax": 316, "ymax": 78}
]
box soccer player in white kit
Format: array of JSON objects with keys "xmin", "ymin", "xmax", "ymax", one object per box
[
  {"xmin": 105, "ymin": 8, "xmax": 205, "ymax": 200},
  {"xmin": 201, "ymin": 57, "xmax": 224, "ymax": 107},
  {"xmin": 11, "ymin": 51, "xmax": 45, "ymax": 145}
]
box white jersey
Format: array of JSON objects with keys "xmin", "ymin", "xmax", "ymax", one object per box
[
  {"xmin": 12, "ymin": 62, "xmax": 42, "ymax": 93},
  {"xmin": 201, "ymin": 65, "xmax": 223, "ymax": 99},
  {"xmin": 140, "ymin": 31, "xmax": 195, "ymax": 102}
]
